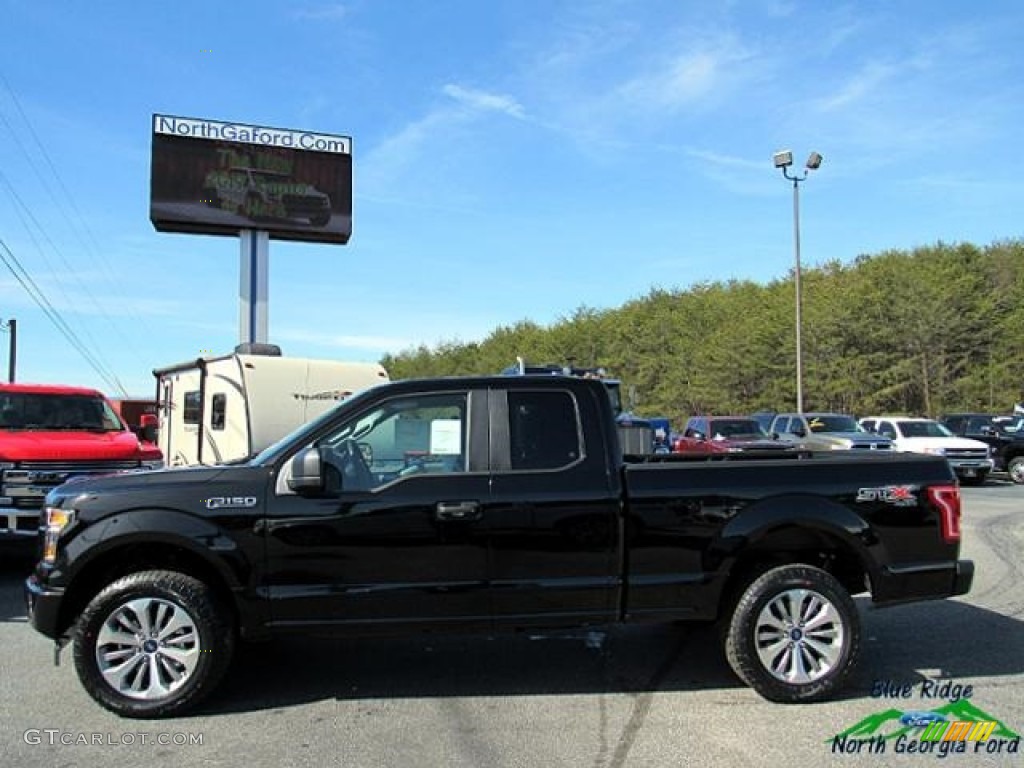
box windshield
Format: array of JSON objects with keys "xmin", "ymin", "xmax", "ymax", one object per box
[
  {"xmin": 709, "ymin": 419, "xmax": 768, "ymax": 439},
  {"xmin": 898, "ymin": 420, "xmax": 953, "ymax": 438},
  {"xmin": 0, "ymin": 392, "xmax": 125, "ymax": 431},
  {"xmin": 807, "ymin": 415, "xmax": 863, "ymax": 433},
  {"xmin": 992, "ymin": 416, "xmax": 1024, "ymax": 433}
]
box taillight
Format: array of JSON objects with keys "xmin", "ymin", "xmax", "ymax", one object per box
[{"xmin": 927, "ymin": 485, "xmax": 961, "ymax": 543}]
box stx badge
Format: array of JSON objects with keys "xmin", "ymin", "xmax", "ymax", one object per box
[{"xmin": 856, "ymin": 486, "xmax": 918, "ymax": 507}]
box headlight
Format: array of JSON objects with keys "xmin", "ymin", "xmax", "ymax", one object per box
[
  {"xmin": 43, "ymin": 507, "xmax": 76, "ymax": 563},
  {"xmin": 922, "ymin": 447, "xmax": 947, "ymax": 456}
]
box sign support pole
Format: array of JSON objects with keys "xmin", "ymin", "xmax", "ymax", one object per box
[{"xmin": 239, "ymin": 229, "xmax": 269, "ymax": 345}]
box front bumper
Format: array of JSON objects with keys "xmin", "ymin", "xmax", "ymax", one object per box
[
  {"xmin": 0, "ymin": 506, "xmax": 39, "ymax": 540},
  {"xmin": 24, "ymin": 573, "xmax": 65, "ymax": 639},
  {"xmin": 872, "ymin": 559, "xmax": 974, "ymax": 605},
  {"xmin": 948, "ymin": 458, "xmax": 994, "ymax": 476}
]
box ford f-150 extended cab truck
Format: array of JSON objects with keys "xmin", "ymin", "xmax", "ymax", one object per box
[{"xmin": 25, "ymin": 375, "xmax": 973, "ymax": 718}]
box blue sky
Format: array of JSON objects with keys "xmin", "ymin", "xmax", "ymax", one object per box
[{"xmin": 2, "ymin": 1, "xmax": 1023, "ymax": 397}]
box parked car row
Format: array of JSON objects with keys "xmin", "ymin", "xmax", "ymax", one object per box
[{"xmin": 668, "ymin": 408, "xmax": 1023, "ymax": 485}]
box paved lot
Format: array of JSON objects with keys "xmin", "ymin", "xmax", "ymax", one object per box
[{"xmin": 2, "ymin": 482, "xmax": 1021, "ymax": 767}]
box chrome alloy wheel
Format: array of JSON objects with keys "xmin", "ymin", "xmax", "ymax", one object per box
[
  {"xmin": 754, "ymin": 588, "xmax": 845, "ymax": 684},
  {"xmin": 95, "ymin": 597, "xmax": 201, "ymax": 700}
]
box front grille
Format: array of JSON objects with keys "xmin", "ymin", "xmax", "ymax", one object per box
[
  {"xmin": 946, "ymin": 449, "xmax": 989, "ymax": 460},
  {"xmin": 2, "ymin": 460, "xmax": 141, "ymax": 511},
  {"xmin": 17, "ymin": 460, "xmax": 140, "ymax": 471},
  {"xmin": 851, "ymin": 443, "xmax": 892, "ymax": 451}
]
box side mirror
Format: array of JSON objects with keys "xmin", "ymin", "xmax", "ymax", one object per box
[
  {"xmin": 980, "ymin": 425, "xmax": 996, "ymax": 436},
  {"xmin": 287, "ymin": 446, "xmax": 324, "ymax": 494},
  {"xmin": 692, "ymin": 431, "xmax": 706, "ymax": 442},
  {"xmin": 139, "ymin": 413, "xmax": 158, "ymax": 444}
]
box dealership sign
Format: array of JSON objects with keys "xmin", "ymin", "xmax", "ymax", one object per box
[{"xmin": 150, "ymin": 113, "xmax": 352, "ymax": 244}]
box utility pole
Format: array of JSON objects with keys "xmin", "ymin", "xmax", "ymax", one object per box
[
  {"xmin": 2, "ymin": 318, "xmax": 15, "ymax": 382},
  {"xmin": 8, "ymin": 318, "xmax": 14, "ymax": 382}
]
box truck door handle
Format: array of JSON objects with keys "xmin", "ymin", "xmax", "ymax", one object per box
[{"xmin": 435, "ymin": 501, "xmax": 481, "ymax": 522}]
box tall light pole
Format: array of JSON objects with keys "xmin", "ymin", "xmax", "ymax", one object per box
[{"xmin": 773, "ymin": 150, "xmax": 822, "ymax": 414}]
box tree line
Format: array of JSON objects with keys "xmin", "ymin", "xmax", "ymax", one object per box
[{"xmin": 381, "ymin": 240, "xmax": 1024, "ymax": 426}]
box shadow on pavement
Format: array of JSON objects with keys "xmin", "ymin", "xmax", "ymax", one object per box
[{"xmin": 203, "ymin": 597, "xmax": 1023, "ymax": 717}]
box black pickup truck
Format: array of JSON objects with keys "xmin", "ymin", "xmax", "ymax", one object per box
[
  {"xmin": 941, "ymin": 412, "xmax": 1024, "ymax": 484},
  {"xmin": 26, "ymin": 375, "xmax": 973, "ymax": 718}
]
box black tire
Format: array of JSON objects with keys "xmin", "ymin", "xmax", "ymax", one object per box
[
  {"xmin": 724, "ymin": 564, "xmax": 859, "ymax": 703},
  {"xmin": 1007, "ymin": 456, "xmax": 1024, "ymax": 485},
  {"xmin": 73, "ymin": 570, "xmax": 235, "ymax": 718}
]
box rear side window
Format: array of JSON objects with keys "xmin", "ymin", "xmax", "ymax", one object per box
[
  {"xmin": 183, "ymin": 391, "xmax": 201, "ymax": 425},
  {"xmin": 772, "ymin": 416, "xmax": 790, "ymax": 433},
  {"xmin": 210, "ymin": 393, "xmax": 226, "ymax": 431},
  {"xmin": 508, "ymin": 390, "xmax": 581, "ymax": 470}
]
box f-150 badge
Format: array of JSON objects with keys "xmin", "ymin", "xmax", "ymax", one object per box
[
  {"xmin": 205, "ymin": 496, "xmax": 258, "ymax": 509},
  {"xmin": 856, "ymin": 486, "xmax": 918, "ymax": 507}
]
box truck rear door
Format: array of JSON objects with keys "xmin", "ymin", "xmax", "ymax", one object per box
[{"xmin": 484, "ymin": 384, "xmax": 621, "ymax": 628}]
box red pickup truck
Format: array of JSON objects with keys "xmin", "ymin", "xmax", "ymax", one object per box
[
  {"xmin": 0, "ymin": 383, "xmax": 163, "ymax": 541},
  {"xmin": 672, "ymin": 416, "xmax": 795, "ymax": 454}
]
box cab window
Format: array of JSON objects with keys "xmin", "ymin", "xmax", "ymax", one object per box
[{"xmin": 508, "ymin": 390, "xmax": 581, "ymax": 471}]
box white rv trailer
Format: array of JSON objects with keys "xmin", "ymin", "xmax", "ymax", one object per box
[{"xmin": 154, "ymin": 346, "xmax": 389, "ymax": 466}]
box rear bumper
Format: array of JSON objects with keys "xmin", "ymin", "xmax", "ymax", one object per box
[
  {"xmin": 24, "ymin": 573, "xmax": 65, "ymax": 639},
  {"xmin": 872, "ymin": 559, "xmax": 974, "ymax": 605}
]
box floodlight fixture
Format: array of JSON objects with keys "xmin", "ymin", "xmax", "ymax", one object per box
[
  {"xmin": 806, "ymin": 151, "xmax": 823, "ymax": 170},
  {"xmin": 773, "ymin": 150, "xmax": 793, "ymax": 169}
]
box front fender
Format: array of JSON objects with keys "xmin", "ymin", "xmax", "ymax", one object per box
[{"xmin": 60, "ymin": 508, "xmax": 254, "ymax": 592}]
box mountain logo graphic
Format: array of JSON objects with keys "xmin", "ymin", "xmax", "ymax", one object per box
[{"xmin": 829, "ymin": 699, "xmax": 1021, "ymax": 743}]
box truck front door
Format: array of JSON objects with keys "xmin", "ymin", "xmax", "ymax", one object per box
[{"xmin": 263, "ymin": 388, "xmax": 491, "ymax": 630}]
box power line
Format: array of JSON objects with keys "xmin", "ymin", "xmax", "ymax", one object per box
[
  {"xmin": 0, "ymin": 236, "xmax": 128, "ymax": 395},
  {"xmin": 0, "ymin": 170, "xmax": 129, "ymax": 394},
  {"xmin": 0, "ymin": 74, "xmax": 158, "ymax": 356}
]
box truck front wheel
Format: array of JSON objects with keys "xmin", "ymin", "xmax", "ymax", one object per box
[
  {"xmin": 724, "ymin": 564, "xmax": 860, "ymax": 703},
  {"xmin": 72, "ymin": 570, "xmax": 235, "ymax": 718}
]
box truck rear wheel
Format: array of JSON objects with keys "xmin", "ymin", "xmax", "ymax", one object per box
[
  {"xmin": 72, "ymin": 570, "xmax": 234, "ymax": 718},
  {"xmin": 724, "ymin": 564, "xmax": 859, "ymax": 703}
]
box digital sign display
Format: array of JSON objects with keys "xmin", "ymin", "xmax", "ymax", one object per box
[{"xmin": 150, "ymin": 114, "xmax": 352, "ymax": 244}]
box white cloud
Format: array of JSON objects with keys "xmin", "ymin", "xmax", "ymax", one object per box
[
  {"xmin": 293, "ymin": 4, "xmax": 347, "ymax": 21},
  {"xmin": 274, "ymin": 328, "xmax": 414, "ymax": 352},
  {"xmin": 617, "ymin": 50, "xmax": 721, "ymax": 109},
  {"xmin": 686, "ymin": 148, "xmax": 764, "ymax": 171},
  {"xmin": 815, "ymin": 62, "xmax": 896, "ymax": 112},
  {"xmin": 441, "ymin": 84, "xmax": 526, "ymax": 120}
]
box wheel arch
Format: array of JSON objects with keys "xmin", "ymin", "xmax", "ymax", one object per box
[
  {"xmin": 57, "ymin": 510, "xmax": 257, "ymax": 639},
  {"xmin": 713, "ymin": 495, "xmax": 880, "ymax": 611}
]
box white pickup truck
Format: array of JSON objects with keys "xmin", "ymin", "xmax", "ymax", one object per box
[{"xmin": 860, "ymin": 416, "xmax": 994, "ymax": 486}]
